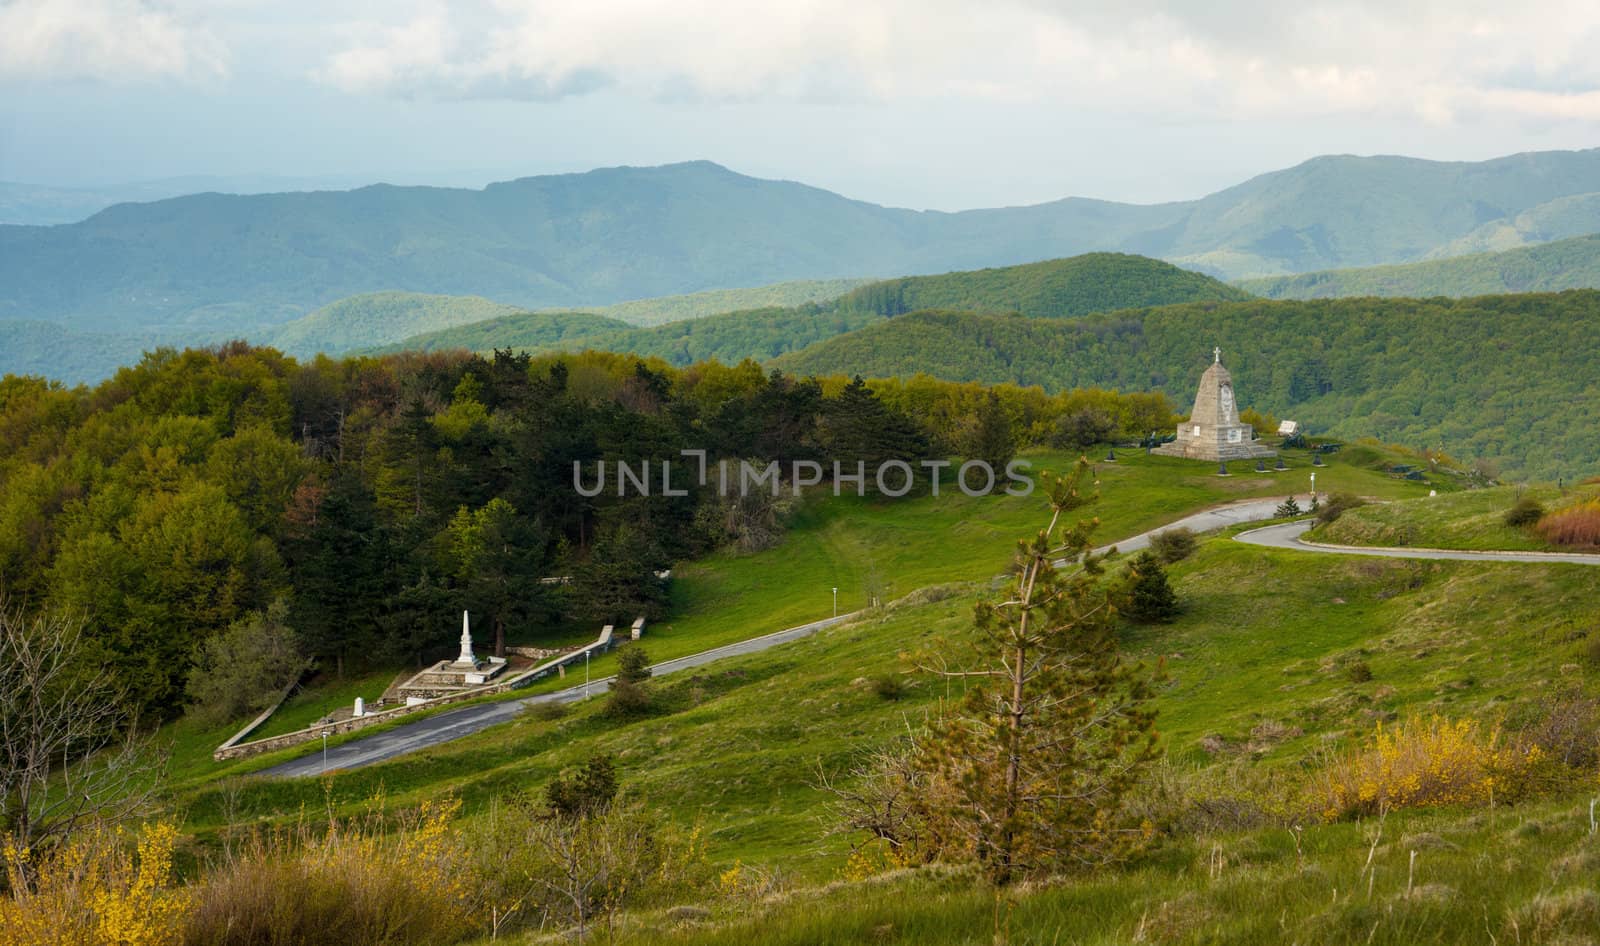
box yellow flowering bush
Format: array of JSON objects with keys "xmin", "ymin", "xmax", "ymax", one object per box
[
  {"xmin": 1, "ymin": 822, "xmax": 185, "ymax": 946},
  {"xmin": 1312, "ymin": 715, "xmax": 1551, "ymax": 821}
]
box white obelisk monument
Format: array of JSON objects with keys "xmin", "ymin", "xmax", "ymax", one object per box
[{"xmin": 454, "ymin": 610, "xmax": 478, "ymax": 668}]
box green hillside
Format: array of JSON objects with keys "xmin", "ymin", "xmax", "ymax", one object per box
[
  {"xmin": 771, "ymin": 292, "xmax": 1600, "ymax": 480},
  {"xmin": 593, "ymin": 277, "xmax": 875, "ymax": 326},
  {"xmin": 0, "ymin": 320, "xmax": 153, "ymax": 383},
  {"xmin": 386, "ymin": 254, "xmax": 1247, "ymax": 364},
  {"xmin": 1424, "ymin": 191, "xmax": 1600, "ymax": 257},
  {"xmin": 267, "ymin": 291, "xmax": 527, "ymax": 356},
  {"xmin": 153, "ymin": 448, "xmax": 1600, "ymax": 946},
  {"xmin": 837, "ymin": 252, "xmax": 1252, "ymax": 315},
  {"xmin": 357, "ymin": 309, "xmax": 633, "ymax": 355},
  {"xmin": 1239, "ymin": 233, "xmax": 1600, "ymax": 299}
]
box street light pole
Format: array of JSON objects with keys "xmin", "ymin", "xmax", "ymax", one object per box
[
  {"xmin": 584, "ymin": 650, "xmax": 590, "ymax": 698},
  {"xmin": 1310, "ymin": 471, "xmax": 1316, "ymax": 503},
  {"xmin": 321, "ymin": 731, "xmax": 329, "ymax": 774},
  {"xmin": 832, "ymin": 587, "xmax": 838, "ymax": 617}
]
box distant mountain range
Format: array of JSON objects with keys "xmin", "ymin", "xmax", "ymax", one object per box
[
  {"xmin": 8, "ymin": 150, "xmax": 1600, "ymax": 334},
  {"xmin": 1238, "ymin": 233, "xmax": 1600, "ymax": 299}
]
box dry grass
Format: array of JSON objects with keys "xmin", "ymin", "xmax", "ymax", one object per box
[{"xmin": 1536, "ymin": 500, "xmax": 1600, "ymax": 549}]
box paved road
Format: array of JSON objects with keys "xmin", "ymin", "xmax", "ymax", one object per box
[
  {"xmin": 1096, "ymin": 497, "xmax": 1291, "ymax": 555},
  {"xmin": 263, "ymin": 496, "xmax": 1317, "ymax": 778},
  {"xmin": 261, "ymin": 612, "xmax": 861, "ymax": 778},
  {"xmin": 1236, "ymin": 519, "xmax": 1600, "ymax": 565}
]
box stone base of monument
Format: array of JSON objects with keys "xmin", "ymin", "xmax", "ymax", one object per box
[{"xmin": 393, "ymin": 656, "xmax": 509, "ymax": 702}]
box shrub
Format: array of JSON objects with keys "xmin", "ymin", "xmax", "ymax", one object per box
[
  {"xmin": 1274, "ymin": 497, "xmax": 1303, "ymax": 518},
  {"xmin": 1, "ymin": 821, "xmax": 186, "ymax": 946},
  {"xmin": 183, "ymin": 800, "xmax": 474, "ymax": 946},
  {"xmin": 1124, "ymin": 551, "xmax": 1179, "ymax": 623},
  {"xmin": 1314, "ymin": 491, "xmax": 1365, "ymax": 525},
  {"xmin": 1345, "ymin": 660, "xmax": 1373, "ymax": 683},
  {"xmin": 1536, "ymin": 500, "xmax": 1600, "ymax": 548},
  {"xmin": 1148, "ymin": 527, "xmax": 1198, "ymax": 564},
  {"xmin": 545, "ymin": 754, "xmax": 619, "ymax": 820},
  {"xmin": 1310, "ymin": 715, "xmax": 1553, "ymax": 821},
  {"xmin": 1503, "ymin": 496, "xmax": 1546, "ymax": 527},
  {"xmin": 870, "ymin": 674, "xmax": 908, "ymax": 701},
  {"xmin": 605, "ymin": 645, "xmax": 653, "ymax": 718}
]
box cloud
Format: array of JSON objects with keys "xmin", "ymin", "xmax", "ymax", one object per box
[
  {"xmin": 0, "ymin": 0, "xmax": 228, "ymax": 83},
  {"xmin": 312, "ymin": 0, "xmax": 1600, "ymax": 124}
]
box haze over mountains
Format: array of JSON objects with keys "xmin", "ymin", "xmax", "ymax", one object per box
[{"xmin": 7, "ymin": 149, "xmax": 1600, "ymax": 331}]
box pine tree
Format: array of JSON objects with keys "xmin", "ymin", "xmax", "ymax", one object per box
[
  {"xmin": 1125, "ymin": 551, "xmax": 1179, "ymax": 623},
  {"xmin": 917, "ymin": 459, "xmax": 1162, "ymax": 885}
]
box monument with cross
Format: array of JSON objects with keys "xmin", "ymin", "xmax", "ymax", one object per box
[{"xmin": 1152, "ymin": 347, "xmax": 1277, "ymax": 462}]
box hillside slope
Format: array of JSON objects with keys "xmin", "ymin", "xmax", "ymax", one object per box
[
  {"xmin": 384, "ymin": 254, "xmax": 1250, "ymax": 364},
  {"xmin": 1239, "ymin": 233, "xmax": 1600, "ymax": 299},
  {"xmin": 771, "ymin": 292, "xmax": 1600, "ymax": 480},
  {"xmin": 267, "ymin": 291, "xmax": 527, "ymax": 356},
  {"xmin": 9, "ymin": 150, "xmax": 1600, "ymax": 341}
]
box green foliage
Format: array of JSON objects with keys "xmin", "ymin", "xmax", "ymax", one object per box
[
  {"xmin": 837, "ymin": 253, "xmax": 1250, "ymax": 317},
  {"xmin": 914, "ymin": 461, "xmax": 1162, "ymax": 884},
  {"xmin": 269, "ymin": 291, "xmax": 527, "ymax": 356},
  {"xmin": 1314, "ymin": 491, "xmax": 1366, "ymax": 525},
  {"xmin": 185, "ymin": 599, "xmax": 310, "ymax": 726},
  {"xmin": 1241, "ymin": 232, "xmax": 1600, "ymax": 300},
  {"xmin": 1148, "ymin": 527, "xmax": 1198, "ymax": 564},
  {"xmin": 773, "ymin": 292, "xmax": 1600, "ymax": 480},
  {"xmin": 1275, "ymin": 497, "xmax": 1303, "ymax": 518},
  {"xmin": 606, "ymin": 645, "xmax": 656, "ymax": 718},
  {"xmin": 545, "ymin": 753, "xmax": 620, "ymax": 820},
  {"xmin": 614, "ymin": 645, "xmax": 653, "ymax": 685},
  {"xmin": 1505, "ymin": 496, "xmax": 1546, "ymax": 527},
  {"xmin": 1124, "ymin": 551, "xmax": 1179, "ymax": 624}
]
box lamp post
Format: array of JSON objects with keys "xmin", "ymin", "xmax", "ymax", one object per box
[
  {"xmin": 1310, "ymin": 471, "xmax": 1316, "ymax": 503},
  {"xmin": 321, "ymin": 731, "xmax": 329, "ymax": 774},
  {"xmin": 832, "ymin": 587, "xmax": 838, "ymax": 617},
  {"xmin": 584, "ymin": 650, "xmax": 591, "ymax": 698}
]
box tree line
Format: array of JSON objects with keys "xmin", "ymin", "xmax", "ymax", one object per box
[{"xmin": 0, "ymin": 344, "xmax": 1175, "ymax": 719}]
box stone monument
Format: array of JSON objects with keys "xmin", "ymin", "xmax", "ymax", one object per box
[
  {"xmin": 392, "ymin": 609, "xmax": 508, "ymax": 703},
  {"xmin": 451, "ymin": 610, "xmax": 480, "ymax": 670},
  {"xmin": 1152, "ymin": 348, "xmax": 1276, "ymax": 462}
]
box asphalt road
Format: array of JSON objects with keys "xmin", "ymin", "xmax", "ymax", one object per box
[
  {"xmin": 261, "ymin": 612, "xmax": 860, "ymax": 778},
  {"xmin": 1236, "ymin": 519, "xmax": 1600, "ymax": 565},
  {"xmin": 264, "ymin": 495, "xmax": 1305, "ymax": 778}
]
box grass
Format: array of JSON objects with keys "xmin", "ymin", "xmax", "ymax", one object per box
[
  {"xmin": 1315, "ymin": 484, "xmax": 1600, "ymax": 551},
  {"xmin": 521, "ymin": 795, "xmax": 1600, "ymax": 946},
  {"xmin": 166, "ymin": 476, "xmax": 1597, "ymax": 878},
  {"xmin": 118, "ymin": 441, "xmax": 1600, "ymax": 943},
  {"xmin": 172, "ymin": 445, "xmax": 1432, "ymax": 775}
]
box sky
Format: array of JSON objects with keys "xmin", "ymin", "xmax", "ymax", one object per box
[{"xmin": 2, "ymin": 0, "xmax": 1600, "ymax": 210}]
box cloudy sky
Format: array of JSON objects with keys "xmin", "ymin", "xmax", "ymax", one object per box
[{"xmin": 2, "ymin": 0, "xmax": 1600, "ymax": 209}]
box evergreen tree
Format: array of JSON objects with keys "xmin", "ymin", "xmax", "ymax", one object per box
[
  {"xmin": 1124, "ymin": 551, "xmax": 1179, "ymax": 623},
  {"xmin": 917, "ymin": 459, "xmax": 1162, "ymax": 885},
  {"xmin": 966, "ymin": 391, "xmax": 1017, "ymax": 475}
]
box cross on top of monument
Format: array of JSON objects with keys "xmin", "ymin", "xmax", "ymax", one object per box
[{"xmin": 1214, "ymin": 346, "xmax": 1221, "ymax": 363}]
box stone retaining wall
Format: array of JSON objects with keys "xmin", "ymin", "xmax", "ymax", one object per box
[{"xmin": 213, "ymin": 617, "xmax": 647, "ymax": 763}]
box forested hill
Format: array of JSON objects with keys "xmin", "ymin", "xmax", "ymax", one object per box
[
  {"xmin": 1239, "ymin": 233, "xmax": 1600, "ymax": 299},
  {"xmin": 837, "ymin": 253, "xmax": 1250, "ymax": 316},
  {"xmin": 771, "ymin": 292, "xmax": 1600, "ymax": 480},
  {"xmin": 9, "ymin": 150, "xmax": 1600, "ymax": 340},
  {"xmin": 268, "ymin": 292, "xmax": 526, "ymax": 356},
  {"xmin": 376, "ymin": 254, "xmax": 1249, "ymax": 363}
]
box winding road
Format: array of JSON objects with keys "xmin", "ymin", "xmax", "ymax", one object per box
[
  {"xmin": 1236, "ymin": 519, "xmax": 1600, "ymax": 565},
  {"xmin": 262, "ymin": 497, "xmax": 1298, "ymax": 778},
  {"xmin": 264, "ymin": 495, "xmax": 1600, "ymax": 778}
]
